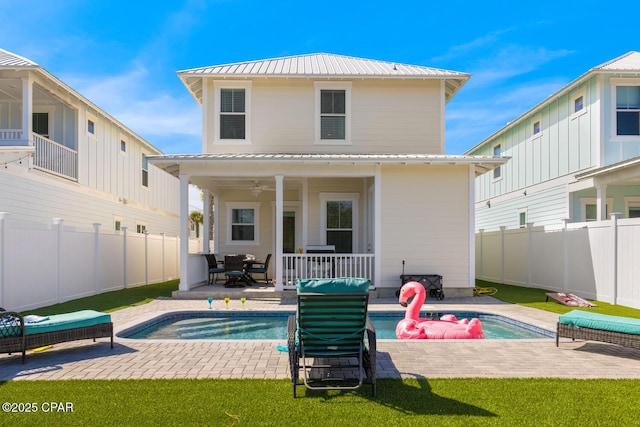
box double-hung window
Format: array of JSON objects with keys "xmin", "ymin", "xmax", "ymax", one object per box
[
  {"xmin": 141, "ymin": 155, "xmax": 148, "ymax": 187},
  {"xmin": 315, "ymin": 82, "xmax": 351, "ymax": 144},
  {"xmin": 226, "ymin": 202, "xmax": 260, "ymax": 244},
  {"xmin": 615, "ymin": 85, "xmax": 640, "ymax": 136},
  {"xmin": 214, "ymin": 81, "xmax": 251, "ymax": 144},
  {"xmin": 493, "ymin": 144, "xmax": 502, "ymax": 180}
]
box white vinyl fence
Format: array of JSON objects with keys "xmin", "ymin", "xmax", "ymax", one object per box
[
  {"xmin": 0, "ymin": 213, "xmax": 187, "ymax": 312},
  {"xmin": 476, "ymin": 214, "xmax": 640, "ymax": 309}
]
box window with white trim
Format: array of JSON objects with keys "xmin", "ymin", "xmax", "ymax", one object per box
[
  {"xmin": 315, "ymin": 82, "xmax": 351, "ymax": 144},
  {"xmin": 226, "ymin": 202, "xmax": 260, "ymax": 244},
  {"xmin": 120, "ymin": 139, "xmax": 126, "ymax": 153},
  {"xmin": 624, "ymin": 197, "xmax": 640, "ymax": 218},
  {"xmin": 141, "ymin": 154, "xmax": 148, "ymax": 187},
  {"xmin": 114, "ymin": 216, "xmax": 122, "ymax": 231},
  {"xmin": 492, "ymin": 144, "xmax": 502, "ymax": 180},
  {"xmin": 214, "ymin": 81, "xmax": 251, "ymax": 144},
  {"xmin": 531, "ymin": 115, "xmax": 542, "ymax": 140},
  {"xmin": 136, "ymin": 223, "xmax": 147, "ymax": 234},
  {"xmin": 320, "ymin": 193, "xmax": 359, "ymax": 253},
  {"xmin": 518, "ymin": 208, "xmax": 528, "ymax": 228},
  {"xmin": 581, "ymin": 198, "xmax": 613, "ymax": 221},
  {"xmin": 87, "ymin": 114, "xmax": 97, "ymax": 137},
  {"xmin": 615, "ymin": 85, "xmax": 640, "ymax": 136}
]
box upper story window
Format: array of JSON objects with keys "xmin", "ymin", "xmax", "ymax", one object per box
[
  {"xmin": 574, "ymin": 96, "xmax": 584, "ymax": 113},
  {"xmin": 120, "ymin": 139, "xmax": 126, "ymax": 153},
  {"xmin": 315, "ymin": 82, "xmax": 351, "ymax": 144},
  {"xmin": 492, "ymin": 144, "xmax": 502, "ymax": 180},
  {"xmin": 531, "ymin": 115, "xmax": 542, "ymax": 140},
  {"xmin": 214, "ymin": 81, "xmax": 252, "ymax": 144},
  {"xmin": 87, "ymin": 119, "xmax": 95, "ymax": 135},
  {"xmin": 615, "ymin": 85, "xmax": 640, "ymax": 136},
  {"xmin": 141, "ymin": 154, "xmax": 148, "ymax": 187}
]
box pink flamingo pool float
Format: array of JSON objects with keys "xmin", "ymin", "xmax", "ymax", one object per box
[{"xmin": 396, "ymin": 281, "xmax": 484, "ymax": 339}]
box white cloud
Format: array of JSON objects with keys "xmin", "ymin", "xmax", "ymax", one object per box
[{"xmin": 60, "ymin": 64, "xmax": 201, "ymax": 153}]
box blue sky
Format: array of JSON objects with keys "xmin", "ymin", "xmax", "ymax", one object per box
[{"xmin": 1, "ymin": 0, "xmax": 638, "ymax": 157}]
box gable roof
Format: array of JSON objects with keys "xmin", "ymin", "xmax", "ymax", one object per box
[
  {"xmin": 0, "ymin": 48, "xmax": 39, "ymax": 68},
  {"xmin": 465, "ymin": 51, "xmax": 640, "ymax": 154},
  {"xmin": 178, "ymin": 53, "xmax": 470, "ymax": 105}
]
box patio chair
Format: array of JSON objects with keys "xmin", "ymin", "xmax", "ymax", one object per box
[
  {"xmin": 205, "ymin": 254, "xmax": 225, "ymax": 285},
  {"xmin": 287, "ymin": 277, "xmax": 376, "ymax": 398},
  {"xmin": 246, "ymin": 253, "xmax": 272, "ymax": 283},
  {"xmin": 223, "ymin": 255, "xmax": 247, "ymax": 288}
]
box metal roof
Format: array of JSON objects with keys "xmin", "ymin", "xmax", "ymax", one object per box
[
  {"xmin": 0, "ymin": 48, "xmax": 39, "ymax": 68},
  {"xmin": 147, "ymin": 152, "xmax": 507, "ymax": 178},
  {"xmin": 594, "ymin": 51, "xmax": 640, "ymax": 71},
  {"xmin": 178, "ymin": 53, "xmax": 470, "ymax": 105}
]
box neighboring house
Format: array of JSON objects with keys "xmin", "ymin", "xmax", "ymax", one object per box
[
  {"xmin": 466, "ymin": 51, "xmax": 640, "ymax": 231},
  {"xmin": 0, "ymin": 48, "xmax": 179, "ymax": 235},
  {"xmin": 149, "ymin": 53, "xmax": 505, "ymax": 295}
]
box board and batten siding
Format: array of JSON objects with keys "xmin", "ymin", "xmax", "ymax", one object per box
[
  {"xmin": 378, "ymin": 164, "xmax": 472, "ymax": 289},
  {"xmin": 472, "ymin": 77, "xmax": 599, "ymax": 202},
  {"xmin": 203, "ymin": 78, "xmax": 444, "ymax": 155}
]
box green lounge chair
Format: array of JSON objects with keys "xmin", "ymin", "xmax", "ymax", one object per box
[{"xmin": 287, "ymin": 278, "xmax": 376, "ymax": 398}]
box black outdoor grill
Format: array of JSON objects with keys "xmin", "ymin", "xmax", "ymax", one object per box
[{"xmin": 397, "ymin": 260, "xmax": 444, "ymax": 300}]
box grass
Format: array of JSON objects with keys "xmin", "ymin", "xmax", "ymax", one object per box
[
  {"xmin": 4, "ymin": 279, "xmax": 640, "ymax": 426},
  {"xmin": 1, "ymin": 378, "xmax": 640, "ymax": 426},
  {"xmin": 478, "ymin": 280, "xmax": 640, "ymax": 318}
]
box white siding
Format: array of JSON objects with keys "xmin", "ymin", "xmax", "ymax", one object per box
[
  {"xmin": 379, "ymin": 164, "xmax": 471, "ymax": 289},
  {"xmin": 203, "ymin": 78, "xmax": 444, "ymax": 155}
]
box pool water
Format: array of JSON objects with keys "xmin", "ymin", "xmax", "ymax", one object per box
[{"xmin": 120, "ymin": 311, "xmax": 554, "ymax": 340}]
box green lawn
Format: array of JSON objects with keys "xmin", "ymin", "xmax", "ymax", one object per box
[
  {"xmin": 3, "ymin": 279, "xmax": 639, "ymax": 426},
  {"xmin": 2, "ymin": 378, "xmax": 640, "ymax": 426}
]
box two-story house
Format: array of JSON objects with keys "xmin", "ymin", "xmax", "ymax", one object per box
[
  {"xmin": 149, "ymin": 53, "xmax": 505, "ymax": 296},
  {"xmin": 0, "ymin": 48, "xmax": 179, "ymax": 235},
  {"xmin": 466, "ymin": 51, "xmax": 640, "ymax": 231}
]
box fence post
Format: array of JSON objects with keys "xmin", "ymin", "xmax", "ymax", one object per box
[
  {"xmin": 478, "ymin": 229, "xmax": 484, "ymax": 280},
  {"xmin": 122, "ymin": 226, "xmax": 128, "ymax": 289},
  {"xmin": 499, "ymin": 226, "xmax": 506, "ymax": 284},
  {"xmin": 526, "ymin": 222, "xmax": 534, "ymax": 288},
  {"xmin": 561, "ymin": 218, "xmax": 571, "ymax": 292},
  {"xmin": 144, "ymin": 230, "xmax": 149, "ymax": 285},
  {"xmin": 611, "ymin": 212, "xmax": 621, "ymax": 305},
  {"xmin": 93, "ymin": 223, "xmax": 100, "ymax": 294},
  {"xmin": 0, "ymin": 212, "xmax": 7, "ymax": 307},
  {"xmin": 161, "ymin": 232, "xmax": 166, "ymax": 282},
  {"xmin": 53, "ymin": 218, "xmax": 63, "ymax": 303}
]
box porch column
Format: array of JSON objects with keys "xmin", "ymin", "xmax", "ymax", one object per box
[
  {"xmin": 468, "ymin": 165, "xmax": 476, "ymax": 288},
  {"xmin": 179, "ymin": 173, "xmax": 190, "ymax": 291},
  {"xmin": 596, "ymin": 184, "xmax": 607, "ymax": 221},
  {"xmin": 203, "ymin": 189, "xmax": 211, "ymax": 253},
  {"xmin": 274, "ymin": 174, "xmax": 284, "ymax": 291},
  {"xmin": 374, "ymin": 164, "xmax": 382, "ymax": 287},
  {"xmin": 21, "ymin": 77, "xmax": 33, "ymax": 144}
]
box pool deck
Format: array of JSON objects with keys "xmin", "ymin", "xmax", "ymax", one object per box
[{"xmin": 2, "ymin": 295, "xmax": 640, "ymax": 381}]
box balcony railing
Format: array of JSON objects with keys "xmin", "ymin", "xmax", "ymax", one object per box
[
  {"xmin": 32, "ymin": 132, "xmax": 77, "ymax": 180},
  {"xmin": 0, "ymin": 129, "xmax": 23, "ymax": 141},
  {"xmin": 280, "ymin": 253, "xmax": 374, "ymax": 289}
]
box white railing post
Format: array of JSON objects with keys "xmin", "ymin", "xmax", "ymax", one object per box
[
  {"xmin": 53, "ymin": 218, "xmax": 63, "ymax": 303},
  {"xmin": 0, "ymin": 212, "xmax": 7, "ymax": 307},
  {"xmin": 122, "ymin": 226, "xmax": 128, "ymax": 289},
  {"xmin": 93, "ymin": 223, "xmax": 101, "ymax": 294},
  {"xmin": 611, "ymin": 212, "xmax": 622, "ymax": 305}
]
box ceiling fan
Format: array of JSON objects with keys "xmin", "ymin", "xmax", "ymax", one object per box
[{"xmin": 250, "ymin": 180, "xmax": 274, "ymax": 197}]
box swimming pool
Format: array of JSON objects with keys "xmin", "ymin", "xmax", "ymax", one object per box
[{"xmin": 118, "ymin": 311, "xmax": 554, "ymax": 340}]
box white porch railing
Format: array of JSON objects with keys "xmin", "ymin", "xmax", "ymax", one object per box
[
  {"xmin": 280, "ymin": 253, "xmax": 374, "ymax": 289},
  {"xmin": 0, "ymin": 128, "xmax": 23, "ymax": 141},
  {"xmin": 32, "ymin": 132, "xmax": 78, "ymax": 180}
]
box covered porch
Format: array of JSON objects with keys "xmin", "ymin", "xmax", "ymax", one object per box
[{"xmin": 149, "ymin": 153, "xmax": 506, "ymax": 297}]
